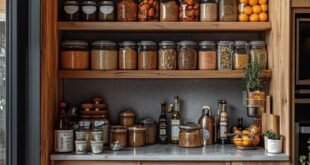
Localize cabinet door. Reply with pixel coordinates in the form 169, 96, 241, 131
231, 162, 289, 165
141, 162, 230, 165
54, 161, 139, 165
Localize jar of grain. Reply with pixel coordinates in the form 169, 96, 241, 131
217, 41, 233, 70
158, 41, 177, 70
219, 0, 238, 22
119, 41, 137, 70
160, 0, 178, 21
233, 41, 249, 70
141, 118, 156, 145
81, 0, 97, 21
250, 41, 267, 69
200, 0, 218, 22
60, 40, 89, 70
179, 123, 203, 148
110, 126, 128, 146
179, 0, 199, 21
199, 41, 216, 70
138, 0, 159, 21
63, 0, 80, 21
117, 0, 138, 21
91, 41, 118, 70
120, 110, 136, 127
177, 41, 197, 70
98, 0, 115, 21
128, 125, 146, 147
138, 41, 157, 70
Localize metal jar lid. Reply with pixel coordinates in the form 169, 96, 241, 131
128, 125, 146, 131
61, 40, 88, 47
120, 110, 136, 117
199, 41, 215, 46
159, 41, 176, 46
180, 123, 201, 130
82, 0, 97, 5
234, 41, 247, 46
99, 0, 114, 5
92, 40, 117, 47
138, 41, 157, 46
250, 41, 266, 48
218, 41, 233, 45
141, 118, 155, 124
177, 40, 196, 46
119, 41, 136, 46
64, 0, 80, 5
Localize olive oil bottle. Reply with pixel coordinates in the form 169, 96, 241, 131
171, 96, 181, 144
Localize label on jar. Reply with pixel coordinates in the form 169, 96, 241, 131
219, 122, 228, 138
100, 6, 114, 14
64, 5, 79, 15
54, 130, 74, 152
202, 128, 210, 140
82, 6, 97, 15
171, 119, 180, 141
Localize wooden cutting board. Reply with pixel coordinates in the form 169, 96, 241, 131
261, 95, 280, 133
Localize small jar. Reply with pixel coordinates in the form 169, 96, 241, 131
138, 41, 157, 70
128, 125, 146, 147
90, 141, 104, 153
75, 141, 88, 154
92, 119, 110, 145
179, 0, 199, 21
63, 0, 80, 21
219, 0, 238, 22
250, 41, 267, 69
177, 41, 197, 70
110, 126, 128, 146
119, 41, 137, 70
160, 0, 179, 21
81, 1, 97, 21
200, 0, 218, 22
98, 0, 115, 21
75, 128, 88, 140
141, 118, 157, 145
158, 41, 177, 70
91, 129, 103, 141
117, 0, 138, 21
60, 40, 89, 70
120, 110, 136, 127
91, 41, 118, 70
199, 41, 216, 70
138, 0, 159, 21
179, 123, 203, 148
233, 41, 249, 70
217, 41, 233, 70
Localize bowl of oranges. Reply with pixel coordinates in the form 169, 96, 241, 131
231, 125, 261, 150
238, 0, 268, 22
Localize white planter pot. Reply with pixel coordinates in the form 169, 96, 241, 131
264, 136, 268, 150
267, 138, 283, 154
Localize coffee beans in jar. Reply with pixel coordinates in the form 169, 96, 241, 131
81, 1, 97, 21
179, 123, 203, 148
199, 41, 217, 70
63, 0, 80, 21
128, 125, 146, 147
138, 41, 157, 70
98, 0, 115, 21
160, 0, 179, 21
119, 41, 137, 70
110, 126, 128, 146
233, 41, 249, 70
217, 41, 233, 70
179, 0, 199, 21
118, 0, 138, 21
91, 41, 118, 70
158, 41, 177, 70
200, 0, 218, 22
138, 0, 159, 21
60, 40, 89, 70
177, 41, 198, 70
219, 0, 238, 22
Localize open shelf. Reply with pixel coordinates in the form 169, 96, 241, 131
58, 70, 272, 79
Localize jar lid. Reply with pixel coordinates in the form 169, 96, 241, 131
119, 41, 136, 46
200, 0, 218, 3
92, 118, 110, 126
64, 0, 79, 5
180, 123, 201, 130
92, 41, 117, 47
138, 41, 156, 46
199, 41, 215, 46
128, 125, 146, 131
218, 100, 227, 104
120, 110, 136, 117
218, 41, 233, 45
250, 41, 266, 47
159, 41, 176, 46
234, 41, 247, 46
82, 0, 97, 5
177, 40, 196, 46
110, 125, 127, 132
61, 40, 88, 47
99, 0, 114, 5
141, 118, 155, 124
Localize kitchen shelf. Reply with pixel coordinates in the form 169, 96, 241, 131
57, 22, 272, 32
295, 98, 310, 104
58, 70, 272, 79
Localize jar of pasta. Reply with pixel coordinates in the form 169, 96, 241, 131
110, 126, 128, 146
138, 41, 157, 70
158, 41, 177, 70
63, 0, 80, 21
250, 41, 267, 69
128, 125, 146, 147
60, 40, 89, 70
217, 41, 233, 70
81, 0, 97, 21
179, 0, 199, 21
138, 0, 159, 21
117, 0, 138, 21
119, 41, 137, 70
177, 41, 197, 70
233, 41, 249, 70
199, 41, 216, 70
91, 41, 118, 70
160, 0, 178, 21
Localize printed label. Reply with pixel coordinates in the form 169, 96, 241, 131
82, 6, 97, 15
202, 128, 210, 140
219, 122, 228, 138
171, 119, 180, 141
54, 130, 74, 152
100, 6, 114, 14
64, 6, 79, 15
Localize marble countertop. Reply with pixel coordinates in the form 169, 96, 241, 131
50, 144, 289, 161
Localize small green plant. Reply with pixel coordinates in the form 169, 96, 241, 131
298, 138, 310, 165
243, 62, 265, 92
263, 130, 282, 140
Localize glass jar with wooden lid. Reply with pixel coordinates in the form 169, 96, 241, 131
141, 118, 157, 145
110, 125, 128, 146
91, 41, 118, 70
179, 123, 203, 148
128, 125, 146, 147
119, 110, 136, 127
233, 41, 249, 70
138, 41, 158, 70
119, 41, 137, 70
60, 40, 89, 70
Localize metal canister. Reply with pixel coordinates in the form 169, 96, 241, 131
92, 118, 110, 145
198, 105, 214, 145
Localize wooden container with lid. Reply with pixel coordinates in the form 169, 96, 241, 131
119, 110, 136, 127
128, 125, 146, 147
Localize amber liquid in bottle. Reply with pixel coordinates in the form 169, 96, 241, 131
159, 102, 168, 144
171, 96, 181, 144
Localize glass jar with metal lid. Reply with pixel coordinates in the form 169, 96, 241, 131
177, 41, 197, 70
158, 41, 177, 70
60, 40, 89, 70
160, 0, 178, 21
217, 41, 233, 70
200, 0, 218, 22
138, 41, 157, 70
98, 0, 115, 21
128, 125, 146, 147
119, 110, 136, 127
119, 41, 137, 70
199, 41, 216, 70
91, 41, 118, 70
250, 41, 267, 69
179, 123, 203, 148
81, 0, 97, 21
63, 0, 80, 21
233, 41, 249, 70
110, 126, 128, 146
141, 118, 157, 145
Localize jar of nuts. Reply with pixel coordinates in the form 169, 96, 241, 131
138, 0, 159, 21
179, 0, 199, 21
158, 41, 177, 70
177, 41, 198, 70
117, 0, 138, 21
119, 41, 138, 70
217, 41, 233, 70
91, 41, 118, 70
138, 41, 158, 70
60, 40, 89, 70
233, 41, 249, 70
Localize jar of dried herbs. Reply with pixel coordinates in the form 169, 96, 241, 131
117, 0, 138, 21
177, 41, 197, 70
98, 0, 115, 21
138, 41, 157, 70
233, 41, 249, 70
63, 0, 80, 21
200, 0, 218, 22
160, 0, 179, 21
119, 41, 137, 70
81, 0, 98, 21
219, 0, 238, 22
158, 41, 177, 70
217, 41, 233, 70
199, 41, 216, 70
250, 41, 267, 69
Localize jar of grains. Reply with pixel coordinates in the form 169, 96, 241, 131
233, 41, 249, 70
199, 41, 217, 70
117, 0, 137, 21
128, 125, 146, 147
138, 0, 159, 21
158, 41, 177, 70
110, 126, 128, 146
141, 118, 157, 145
63, 0, 80, 21
250, 41, 267, 69
200, 0, 218, 22
217, 41, 233, 70
60, 40, 89, 70
177, 41, 198, 70
219, 0, 238, 22
91, 41, 118, 70
120, 110, 136, 127
179, 123, 203, 148
119, 41, 138, 70
160, 0, 179, 21
98, 0, 115, 21
138, 41, 158, 70
81, 0, 97, 21
179, 0, 199, 21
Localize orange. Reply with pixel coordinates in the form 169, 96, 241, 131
249, 0, 258, 6
240, 0, 249, 5
239, 14, 249, 22
252, 5, 262, 14
242, 135, 253, 147
233, 136, 243, 146
259, 0, 267, 5
242, 130, 251, 135
259, 12, 268, 22
249, 14, 259, 22
243, 6, 253, 15
261, 4, 268, 12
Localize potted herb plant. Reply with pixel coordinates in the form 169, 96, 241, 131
264, 130, 283, 154
262, 129, 273, 150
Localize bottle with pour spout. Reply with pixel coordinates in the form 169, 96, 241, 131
198, 105, 214, 146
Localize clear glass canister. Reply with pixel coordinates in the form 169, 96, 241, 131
219, 0, 238, 22
233, 41, 249, 70
91, 41, 118, 70
179, 123, 203, 148
158, 41, 177, 70
217, 41, 233, 70
60, 40, 89, 70
160, 0, 179, 21
138, 0, 159, 21
119, 41, 137, 70
117, 0, 138, 21
141, 118, 157, 145
128, 125, 146, 147
179, 0, 199, 21
138, 41, 158, 70
199, 41, 216, 70
63, 0, 80, 21
250, 41, 267, 69
177, 41, 197, 70
98, 0, 115, 21
200, 0, 218, 22
81, 1, 97, 21
110, 126, 128, 146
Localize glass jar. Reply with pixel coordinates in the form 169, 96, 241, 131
92, 118, 110, 145
81, 1, 97, 21
250, 41, 267, 69
120, 110, 136, 127
179, 0, 199, 21
119, 41, 138, 70
199, 41, 216, 70
138, 0, 159, 21
141, 118, 157, 145
160, 0, 179, 21
200, 0, 218, 22
117, 0, 138, 21
128, 125, 146, 147
63, 0, 80, 21
98, 0, 115, 21
138, 41, 157, 70
233, 41, 249, 70
179, 123, 203, 148
177, 41, 197, 70
219, 0, 238, 22
60, 40, 89, 70
91, 41, 118, 70
158, 41, 177, 70
110, 126, 128, 146
217, 41, 233, 70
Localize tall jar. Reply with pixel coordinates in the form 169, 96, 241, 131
138, 0, 159, 21
81, 0, 97, 21
217, 41, 233, 70
250, 41, 267, 69
119, 41, 137, 70
138, 41, 158, 70
158, 41, 177, 70
63, 0, 80, 21
160, 0, 179, 21
141, 118, 157, 145
233, 41, 249, 70
98, 0, 115, 21
219, 0, 238, 22
91, 41, 118, 70
200, 0, 218, 22
128, 125, 146, 147
60, 40, 89, 70
199, 41, 216, 70
110, 126, 128, 146
179, 0, 199, 21
177, 41, 197, 70
117, 0, 138, 21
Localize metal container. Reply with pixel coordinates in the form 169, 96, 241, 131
198, 105, 214, 145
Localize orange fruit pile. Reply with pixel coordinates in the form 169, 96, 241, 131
238, 0, 268, 22
232, 125, 261, 147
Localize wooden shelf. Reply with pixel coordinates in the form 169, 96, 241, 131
58, 70, 272, 79
57, 22, 272, 32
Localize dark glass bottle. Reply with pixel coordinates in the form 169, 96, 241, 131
159, 102, 168, 144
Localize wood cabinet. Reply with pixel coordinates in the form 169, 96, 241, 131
231, 162, 289, 165
292, 0, 310, 7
